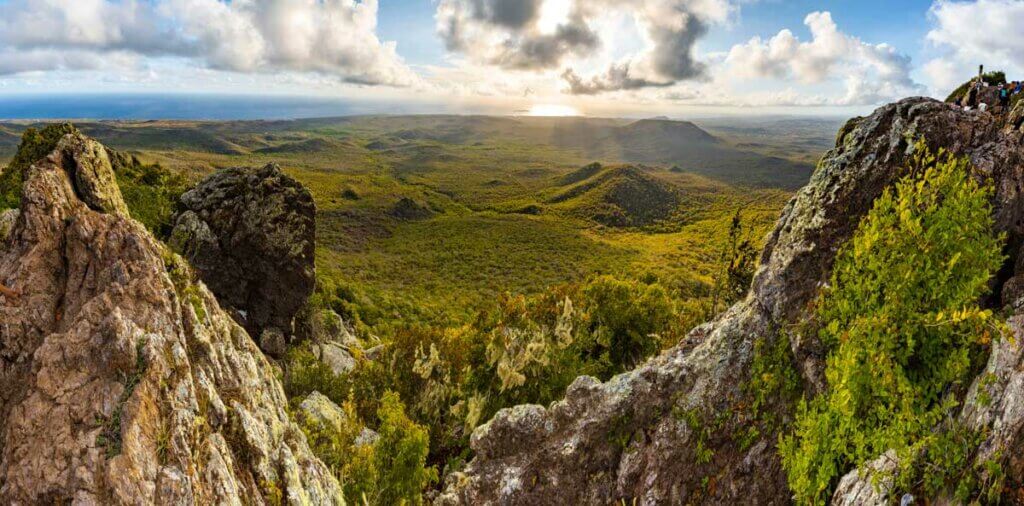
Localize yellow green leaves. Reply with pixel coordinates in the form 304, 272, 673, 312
780, 142, 1005, 504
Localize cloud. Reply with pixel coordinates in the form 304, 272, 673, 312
0, 0, 417, 86
561, 65, 672, 95
927, 0, 1024, 72
438, 0, 731, 93
561, 0, 732, 93
724, 11, 924, 105
437, 0, 599, 70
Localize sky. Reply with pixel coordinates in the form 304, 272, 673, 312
0, 0, 1020, 118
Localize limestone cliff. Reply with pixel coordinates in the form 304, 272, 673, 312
0, 132, 343, 504
438, 98, 1024, 505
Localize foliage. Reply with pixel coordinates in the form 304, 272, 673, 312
294, 391, 436, 505
581, 275, 676, 372
111, 153, 189, 238
779, 143, 1005, 504
0, 123, 79, 210
286, 273, 686, 484
746, 333, 802, 432
707, 209, 759, 319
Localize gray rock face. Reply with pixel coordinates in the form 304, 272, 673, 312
170, 163, 316, 345
55, 132, 131, 217
0, 134, 343, 504
0, 209, 17, 245
439, 98, 1024, 505
313, 342, 357, 376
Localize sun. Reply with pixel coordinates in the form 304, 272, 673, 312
527, 104, 582, 117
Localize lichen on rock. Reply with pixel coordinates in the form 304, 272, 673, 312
169, 163, 317, 353
0, 133, 343, 504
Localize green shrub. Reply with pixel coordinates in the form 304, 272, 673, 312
0, 123, 79, 209
111, 153, 189, 238
294, 390, 436, 506
359, 392, 437, 505
779, 142, 1005, 504
582, 275, 676, 373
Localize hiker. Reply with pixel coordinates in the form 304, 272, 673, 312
964, 78, 981, 108
1000, 84, 1011, 108
1015, 81, 1023, 95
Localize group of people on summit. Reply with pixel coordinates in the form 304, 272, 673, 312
999, 81, 1023, 108
962, 67, 1022, 112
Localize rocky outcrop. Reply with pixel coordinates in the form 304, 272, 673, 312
439, 98, 1024, 505
0, 209, 17, 244
169, 163, 316, 353
0, 134, 343, 504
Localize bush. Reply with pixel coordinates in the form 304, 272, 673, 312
779, 142, 1005, 504
582, 275, 676, 373
0, 123, 79, 210
358, 392, 438, 505
294, 391, 436, 506
288, 273, 684, 498
111, 153, 189, 238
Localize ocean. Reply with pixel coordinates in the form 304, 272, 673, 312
0, 93, 455, 120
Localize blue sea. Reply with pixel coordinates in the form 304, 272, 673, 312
0, 93, 462, 120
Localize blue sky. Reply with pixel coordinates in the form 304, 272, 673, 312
0, 0, 1020, 117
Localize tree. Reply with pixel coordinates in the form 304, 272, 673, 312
708, 209, 758, 319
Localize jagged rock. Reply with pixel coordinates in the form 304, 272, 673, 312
1009, 99, 1024, 131
312, 342, 357, 376
169, 163, 316, 345
355, 427, 379, 447
55, 132, 131, 217
0, 134, 343, 504
298, 392, 379, 448
259, 327, 288, 359
0, 209, 17, 244
298, 392, 348, 433
311, 308, 359, 349
438, 98, 1024, 505
831, 451, 899, 506
955, 314, 1024, 495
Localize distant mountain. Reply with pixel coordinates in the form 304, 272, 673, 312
0, 115, 816, 189
545, 118, 812, 189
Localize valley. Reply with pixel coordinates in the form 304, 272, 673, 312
1, 115, 812, 327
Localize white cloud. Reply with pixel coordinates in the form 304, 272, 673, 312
724, 11, 924, 105
437, 0, 736, 94
928, 0, 1024, 72
0, 0, 418, 86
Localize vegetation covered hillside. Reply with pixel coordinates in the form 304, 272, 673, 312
0, 114, 817, 504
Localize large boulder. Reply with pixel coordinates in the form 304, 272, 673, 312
169, 163, 316, 351
0, 134, 343, 503
438, 98, 1024, 505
